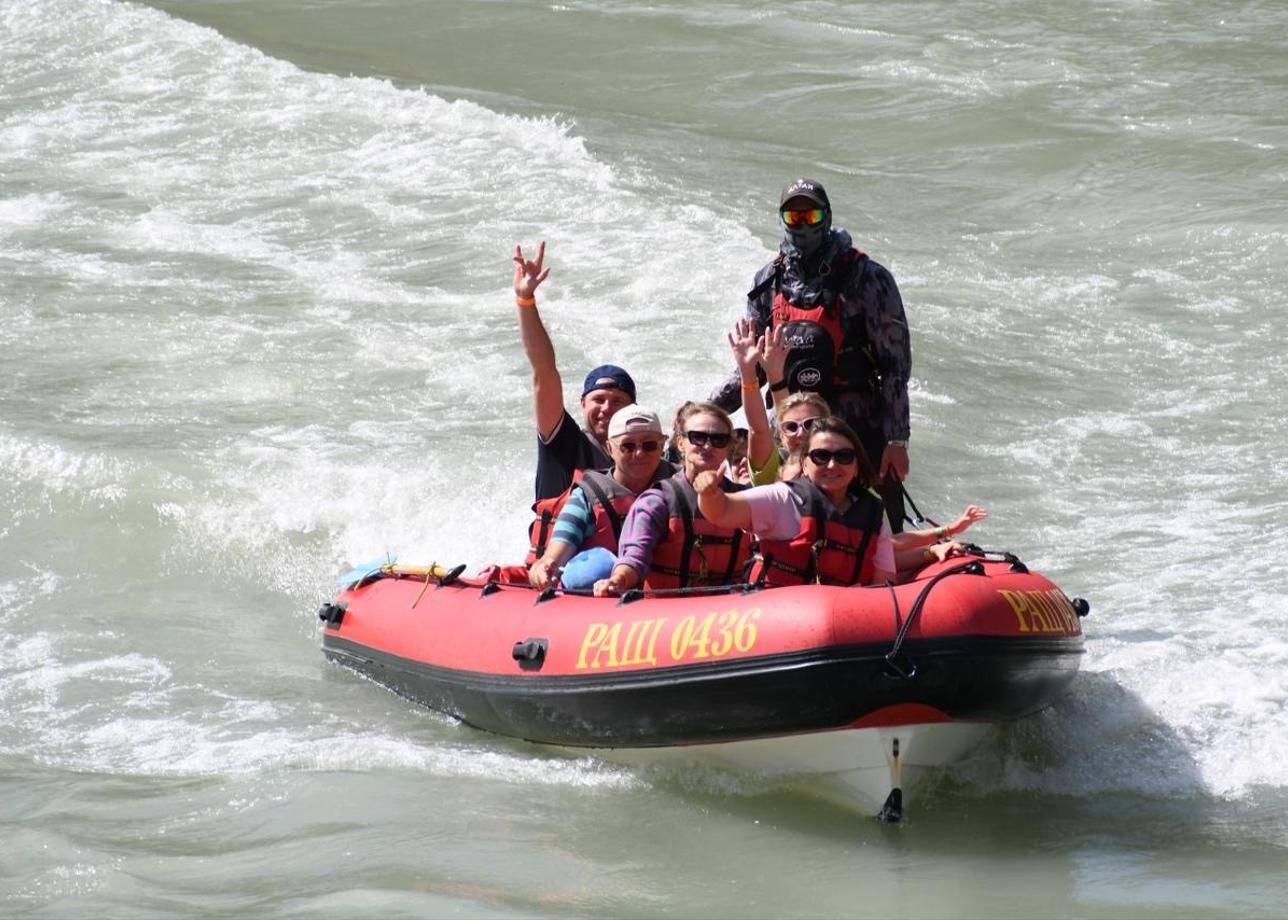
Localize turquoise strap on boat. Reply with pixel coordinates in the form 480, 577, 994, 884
336, 555, 397, 589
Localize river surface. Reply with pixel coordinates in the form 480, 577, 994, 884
3, 0, 1287, 915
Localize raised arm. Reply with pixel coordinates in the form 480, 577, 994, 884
513, 242, 564, 441
727, 318, 775, 470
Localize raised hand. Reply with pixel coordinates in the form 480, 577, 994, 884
513, 242, 551, 300
693, 469, 723, 495
947, 505, 987, 536
759, 322, 787, 384
727, 316, 761, 374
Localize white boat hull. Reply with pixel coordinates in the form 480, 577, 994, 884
593, 721, 994, 817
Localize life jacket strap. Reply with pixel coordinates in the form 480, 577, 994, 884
579, 472, 626, 543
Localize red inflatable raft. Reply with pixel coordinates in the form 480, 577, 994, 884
319, 552, 1086, 818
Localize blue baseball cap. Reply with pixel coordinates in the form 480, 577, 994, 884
581, 364, 637, 401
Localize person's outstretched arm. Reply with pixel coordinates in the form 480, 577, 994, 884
727, 318, 775, 471
514, 242, 564, 441
890, 505, 987, 550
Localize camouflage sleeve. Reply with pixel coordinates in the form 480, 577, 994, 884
709, 266, 775, 411
852, 259, 911, 441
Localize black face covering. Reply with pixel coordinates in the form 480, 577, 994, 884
783, 210, 832, 259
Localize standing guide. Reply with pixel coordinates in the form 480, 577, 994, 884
710, 179, 913, 531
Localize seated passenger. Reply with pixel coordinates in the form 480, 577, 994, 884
593, 402, 749, 597
731, 318, 986, 575
528, 406, 671, 590
514, 242, 670, 562
695, 416, 897, 587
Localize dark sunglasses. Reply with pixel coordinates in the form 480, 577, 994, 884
780, 208, 826, 228
685, 430, 732, 449
806, 448, 858, 467
779, 416, 823, 436
618, 439, 661, 454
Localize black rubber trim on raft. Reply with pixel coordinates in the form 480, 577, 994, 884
321, 633, 1083, 748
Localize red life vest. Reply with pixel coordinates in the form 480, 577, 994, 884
644, 475, 751, 590
525, 468, 660, 566
575, 470, 641, 555
750, 478, 886, 587
756, 248, 878, 400
526, 469, 586, 566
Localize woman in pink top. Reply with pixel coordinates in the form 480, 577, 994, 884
695, 416, 897, 586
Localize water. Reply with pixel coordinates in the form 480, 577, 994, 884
3, 0, 1287, 914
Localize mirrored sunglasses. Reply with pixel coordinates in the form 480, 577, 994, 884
780, 208, 826, 228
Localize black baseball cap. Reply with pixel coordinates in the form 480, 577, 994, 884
779, 178, 830, 210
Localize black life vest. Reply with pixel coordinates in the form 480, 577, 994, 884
749, 247, 878, 402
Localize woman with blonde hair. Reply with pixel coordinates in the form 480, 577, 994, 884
729, 318, 986, 575
593, 401, 749, 596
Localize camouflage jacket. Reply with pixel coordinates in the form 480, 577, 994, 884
710, 228, 911, 442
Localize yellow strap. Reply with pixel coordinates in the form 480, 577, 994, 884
383, 562, 449, 579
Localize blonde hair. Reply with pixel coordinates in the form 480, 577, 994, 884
775, 391, 831, 418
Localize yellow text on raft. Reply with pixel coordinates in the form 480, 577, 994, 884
575, 608, 762, 670
997, 589, 1082, 635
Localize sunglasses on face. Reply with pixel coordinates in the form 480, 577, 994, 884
779, 416, 823, 436
806, 448, 858, 467
685, 430, 731, 449
780, 208, 826, 228
618, 439, 661, 454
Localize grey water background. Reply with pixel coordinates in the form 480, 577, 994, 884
3, 0, 1287, 915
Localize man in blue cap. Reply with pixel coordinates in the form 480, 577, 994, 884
513, 241, 642, 501
710, 179, 913, 531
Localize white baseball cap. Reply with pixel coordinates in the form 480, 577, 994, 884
607, 405, 663, 440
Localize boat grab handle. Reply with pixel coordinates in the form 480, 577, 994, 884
883, 560, 985, 679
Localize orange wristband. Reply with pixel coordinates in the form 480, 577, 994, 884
741, 381, 760, 393
515, 294, 536, 308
